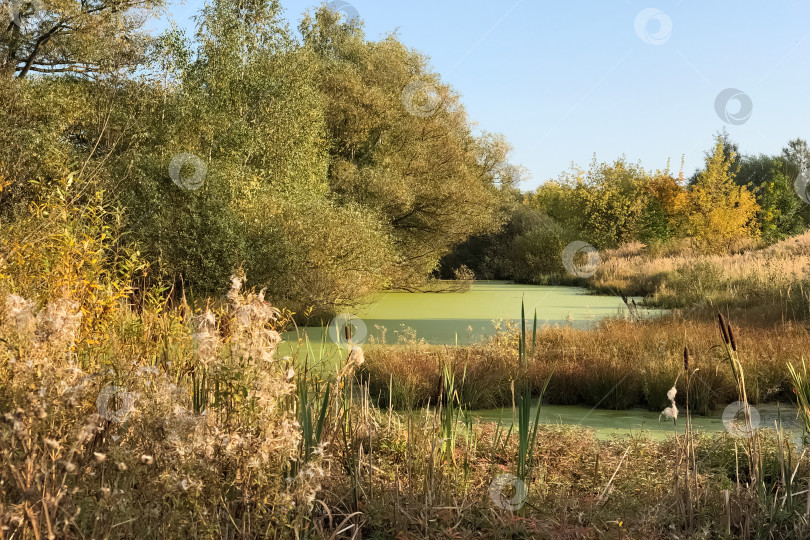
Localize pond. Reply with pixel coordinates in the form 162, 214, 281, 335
474, 400, 802, 442
278, 282, 801, 441
279, 280, 660, 362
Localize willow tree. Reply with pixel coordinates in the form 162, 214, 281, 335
1, 0, 162, 78
300, 6, 509, 287
109, 0, 395, 309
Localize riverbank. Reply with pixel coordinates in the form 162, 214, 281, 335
2, 271, 809, 538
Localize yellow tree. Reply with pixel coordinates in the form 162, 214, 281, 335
682, 137, 759, 247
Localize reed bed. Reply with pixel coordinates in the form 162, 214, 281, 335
363, 316, 808, 411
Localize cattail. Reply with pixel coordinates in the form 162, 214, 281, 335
344, 323, 352, 343
727, 324, 737, 352
683, 346, 689, 371
718, 314, 730, 345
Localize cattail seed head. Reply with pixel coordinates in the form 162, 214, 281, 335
683, 346, 689, 371
728, 324, 737, 352
718, 314, 730, 345
344, 323, 352, 343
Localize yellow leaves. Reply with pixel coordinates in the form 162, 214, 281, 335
683, 136, 760, 247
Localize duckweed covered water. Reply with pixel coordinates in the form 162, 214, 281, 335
279, 281, 660, 363
275, 281, 801, 441
474, 401, 801, 441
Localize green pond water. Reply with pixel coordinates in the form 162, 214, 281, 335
474, 401, 802, 442
279, 280, 657, 361
278, 281, 799, 440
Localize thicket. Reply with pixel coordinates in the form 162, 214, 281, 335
0, 0, 516, 316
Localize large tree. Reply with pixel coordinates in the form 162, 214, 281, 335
300, 7, 508, 285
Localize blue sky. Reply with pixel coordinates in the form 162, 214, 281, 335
153, 1, 810, 190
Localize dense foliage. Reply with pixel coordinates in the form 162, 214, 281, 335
443, 135, 810, 282
3, 0, 809, 300
0, 0, 512, 314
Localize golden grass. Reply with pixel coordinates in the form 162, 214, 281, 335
2, 190, 809, 538
595, 232, 810, 317
363, 316, 808, 411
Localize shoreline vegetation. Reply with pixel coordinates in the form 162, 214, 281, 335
363, 231, 810, 413
2, 253, 810, 537
2, 197, 810, 538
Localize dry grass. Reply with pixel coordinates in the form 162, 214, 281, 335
363, 316, 808, 411
594, 233, 810, 318
2, 187, 809, 539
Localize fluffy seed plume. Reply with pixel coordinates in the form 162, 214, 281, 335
349, 345, 364, 367
660, 382, 678, 423
5, 294, 34, 330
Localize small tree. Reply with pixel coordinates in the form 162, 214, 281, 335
681, 137, 759, 248
756, 159, 805, 241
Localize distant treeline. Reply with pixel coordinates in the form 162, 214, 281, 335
441, 134, 810, 282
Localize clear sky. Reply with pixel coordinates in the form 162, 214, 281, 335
153, 0, 810, 190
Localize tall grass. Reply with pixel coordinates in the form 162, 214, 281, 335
788, 359, 810, 438
363, 315, 803, 412
515, 302, 553, 494
594, 233, 810, 319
